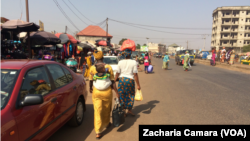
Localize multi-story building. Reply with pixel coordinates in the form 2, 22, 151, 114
211, 6, 250, 53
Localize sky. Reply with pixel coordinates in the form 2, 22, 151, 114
1, 0, 249, 50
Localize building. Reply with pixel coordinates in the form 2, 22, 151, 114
148, 42, 159, 52
76, 25, 113, 45
158, 44, 166, 53
211, 6, 250, 53
167, 43, 184, 54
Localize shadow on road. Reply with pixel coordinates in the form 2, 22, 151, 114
47, 104, 94, 141
116, 100, 160, 132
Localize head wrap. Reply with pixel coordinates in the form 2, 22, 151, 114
121, 49, 132, 57
93, 50, 103, 60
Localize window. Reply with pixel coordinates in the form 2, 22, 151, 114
225, 27, 228, 30
46, 64, 69, 88
242, 19, 243, 21
225, 20, 229, 22
61, 67, 73, 82
226, 13, 230, 15
240, 41, 241, 43
19, 67, 51, 101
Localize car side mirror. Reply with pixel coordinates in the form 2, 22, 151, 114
20, 94, 44, 107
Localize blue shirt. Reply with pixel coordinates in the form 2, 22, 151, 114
91, 55, 94, 63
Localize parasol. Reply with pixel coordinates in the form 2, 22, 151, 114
66, 58, 78, 67
55, 33, 77, 44
78, 42, 93, 49
24, 31, 61, 45
1, 19, 40, 32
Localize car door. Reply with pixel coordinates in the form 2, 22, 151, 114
13, 66, 60, 141
46, 64, 77, 124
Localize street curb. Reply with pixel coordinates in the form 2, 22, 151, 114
194, 59, 250, 73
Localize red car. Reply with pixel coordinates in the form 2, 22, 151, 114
1, 60, 88, 141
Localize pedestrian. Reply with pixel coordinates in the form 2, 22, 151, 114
183, 51, 189, 71
162, 53, 169, 70
226, 49, 231, 64
211, 48, 216, 66
229, 48, 235, 65
91, 52, 95, 65
144, 53, 150, 74
220, 47, 226, 63
114, 48, 141, 117
80, 52, 87, 77
84, 52, 92, 80
89, 50, 119, 139
135, 55, 143, 72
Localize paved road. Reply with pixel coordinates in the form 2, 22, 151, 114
48, 58, 250, 141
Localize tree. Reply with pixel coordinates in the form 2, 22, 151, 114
143, 44, 147, 46
119, 38, 127, 45
136, 44, 140, 49
242, 44, 250, 52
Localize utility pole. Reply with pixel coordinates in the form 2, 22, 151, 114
26, 0, 29, 22
202, 34, 209, 50
106, 18, 108, 40
26, 0, 31, 58
65, 26, 67, 34
187, 40, 188, 49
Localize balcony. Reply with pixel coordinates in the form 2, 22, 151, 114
222, 22, 232, 25
221, 30, 231, 33
245, 37, 250, 39
230, 37, 238, 39
232, 15, 239, 17
222, 15, 232, 18
221, 37, 230, 39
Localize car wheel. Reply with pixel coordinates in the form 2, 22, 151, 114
67, 98, 84, 127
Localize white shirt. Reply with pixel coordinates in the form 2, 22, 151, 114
117, 59, 138, 80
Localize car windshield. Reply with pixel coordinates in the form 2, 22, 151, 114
1, 69, 18, 109
103, 57, 118, 64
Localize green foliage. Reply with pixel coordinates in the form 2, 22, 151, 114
143, 44, 147, 46
136, 44, 140, 49
119, 38, 127, 45
242, 44, 250, 52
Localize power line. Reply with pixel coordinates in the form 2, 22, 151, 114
53, 0, 81, 31
112, 34, 204, 39
62, 0, 88, 25
110, 20, 211, 35
109, 18, 211, 30
67, 0, 96, 24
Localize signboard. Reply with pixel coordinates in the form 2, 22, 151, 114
39, 20, 44, 31
140, 46, 148, 52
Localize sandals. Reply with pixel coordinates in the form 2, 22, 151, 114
96, 134, 102, 139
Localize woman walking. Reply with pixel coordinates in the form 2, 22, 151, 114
183, 51, 189, 71
115, 49, 141, 117
84, 52, 92, 80
211, 48, 216, 66
144, 53, 150, 74
89, 50, 119, 139
229, 48, 235, 65
162, 53, 169, 70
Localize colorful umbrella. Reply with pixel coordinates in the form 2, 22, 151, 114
66, 58, 78, 67
55, 33, 77, 44
1, 19, 39, 32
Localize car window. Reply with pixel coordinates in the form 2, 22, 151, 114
103, 57, 118, 64
19, 67, 51, 101
61, 66, 73, 82
1, 70, 18, 109
46, 64, 69, 88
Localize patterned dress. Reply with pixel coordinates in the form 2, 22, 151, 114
118, 77, 135, 110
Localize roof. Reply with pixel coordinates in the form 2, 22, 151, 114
168, 43, 179, 47
76, 25, 113, 38
1, 60, 54, 70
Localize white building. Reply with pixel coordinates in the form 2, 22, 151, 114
147, 42, 159, 52
211, 6, 250, 53
167, 43, 184, 54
